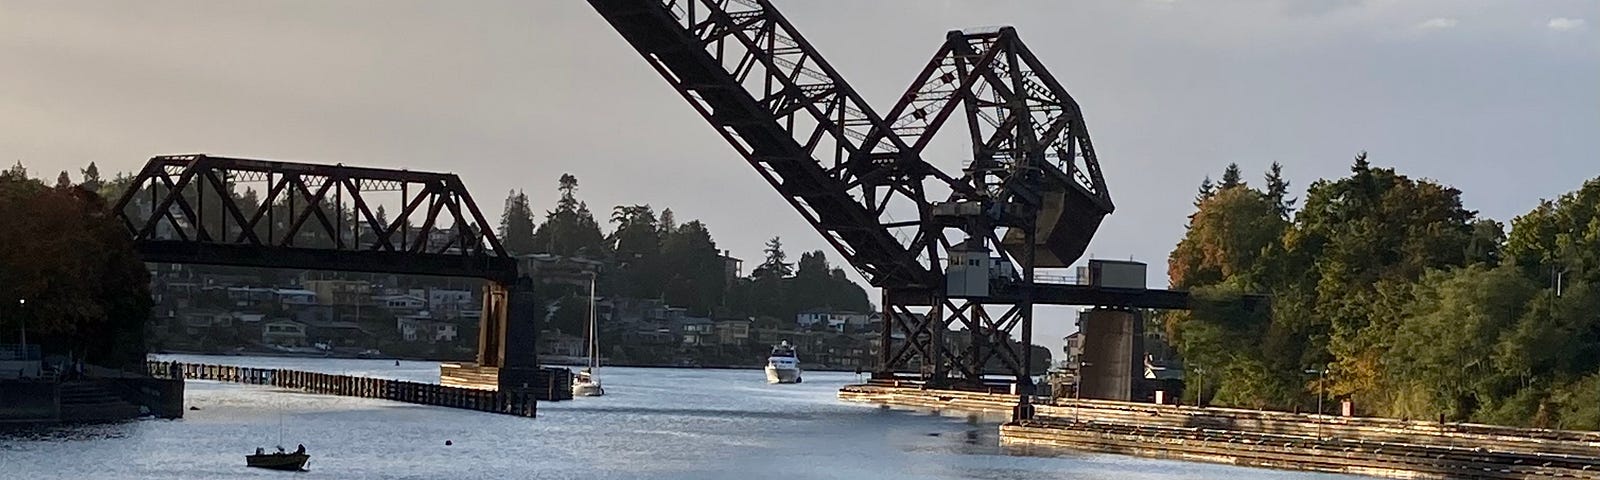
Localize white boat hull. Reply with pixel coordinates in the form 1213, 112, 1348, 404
765, 366, 801, 384
572, 381, 605, 397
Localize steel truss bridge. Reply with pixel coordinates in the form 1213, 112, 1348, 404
112, 155, 540, 388
590, 0, 1213, 415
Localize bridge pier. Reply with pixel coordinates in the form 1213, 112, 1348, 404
440, 276, 573, 400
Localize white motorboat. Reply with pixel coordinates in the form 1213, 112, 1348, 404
765, 341, 802, 384
572, 273, 606, 397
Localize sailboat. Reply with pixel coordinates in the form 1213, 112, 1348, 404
572, 273, 605, 397
247, 397, 309, 471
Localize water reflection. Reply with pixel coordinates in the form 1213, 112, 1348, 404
0, 355, 1374, 480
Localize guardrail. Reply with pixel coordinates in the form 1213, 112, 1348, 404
0, 344, 42, 361
147, 361, 536, 418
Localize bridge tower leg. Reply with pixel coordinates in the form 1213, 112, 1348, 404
475, 277, 540, 391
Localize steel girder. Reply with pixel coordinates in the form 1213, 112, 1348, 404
589, 0, 1121, 398
110, 154, 517, 282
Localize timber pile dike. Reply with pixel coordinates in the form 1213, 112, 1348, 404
840, 384, 1600, 479
150, 361, 537, 418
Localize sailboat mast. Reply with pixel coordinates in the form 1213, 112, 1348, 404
587, 272, 598, 369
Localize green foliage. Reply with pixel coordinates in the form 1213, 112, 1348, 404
1219, 163, 1245, 190
1382, 265, 1537, 420
531, 174, 606, 257
0, 166, 151, 367
1263, 161, 1294, 218
499, 190, 538, 254
1168, 153, 1600, 429
752, 236, 793, 280
660, 220, 726, 315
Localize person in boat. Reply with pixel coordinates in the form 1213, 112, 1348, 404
295, 444, 305, 454
276, 446, 285, 454
255, 447, 264, 455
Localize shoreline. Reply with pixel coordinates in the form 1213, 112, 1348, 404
151, 350, 867, 374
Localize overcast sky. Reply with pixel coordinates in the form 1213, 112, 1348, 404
2, 0, 1595, 348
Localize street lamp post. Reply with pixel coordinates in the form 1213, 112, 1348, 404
1074, 360, 1092, 423
17, 299, 26, 347
1306, 366, 1328, 441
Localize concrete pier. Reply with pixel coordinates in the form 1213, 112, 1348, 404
841, 384, 1600, 479
149, 361, 537, 418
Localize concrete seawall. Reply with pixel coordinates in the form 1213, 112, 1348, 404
0, 381, 60, 424
840, 384, 1600, 479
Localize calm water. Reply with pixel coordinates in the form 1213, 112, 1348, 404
0, 354, 1371, 479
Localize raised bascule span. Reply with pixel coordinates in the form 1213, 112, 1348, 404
588, 0, 1198, 415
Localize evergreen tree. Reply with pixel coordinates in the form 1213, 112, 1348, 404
80, 162, 102, 192
1219, 163, 1245, 190
659, 208, 676, 234
498, 190, 537, 254
532, 174, 605, 256
753, 237, 792, 279
660, 219, 726, 314
609, 204, 664, 298
1264, 161, 1295, 218
56, 171, 72, 189
1195, 176, 1216, 207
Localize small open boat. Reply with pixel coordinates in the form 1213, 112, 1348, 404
246, 448, 309, 471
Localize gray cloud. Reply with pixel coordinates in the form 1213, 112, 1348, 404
1549, 17, 1587, 31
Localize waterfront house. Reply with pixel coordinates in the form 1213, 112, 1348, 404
376, 294, 427, 312
305, 319, 372, 347
396, 314, 458, 343
537, 331, 586, 357
274, 288, 318, 307
713, 318, 752, 346
262, 319, 308, 347
677, 317, 715, 347
304, 279, 373, 307
796, 310, 871, 332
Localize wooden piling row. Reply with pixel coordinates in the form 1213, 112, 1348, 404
147, 361, 536, 418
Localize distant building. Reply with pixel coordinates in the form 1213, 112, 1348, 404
376, 294, 427, 312
1064, 331, 1083, 370
180, 309, 232, 335
538, 331, 586, 357
427, 288, 476, 316
720, 250, 743, 286
517, 254, 603, 288
796, 310, 870, 332
677, 317, 715, 347
304, 280, 372, 307
224, 287, 277, 308
396, 314, 458, 343
714, 318, 752, 346
274, 289, 317, 307
305, 320, 372, 348
262, 320, 308, 347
